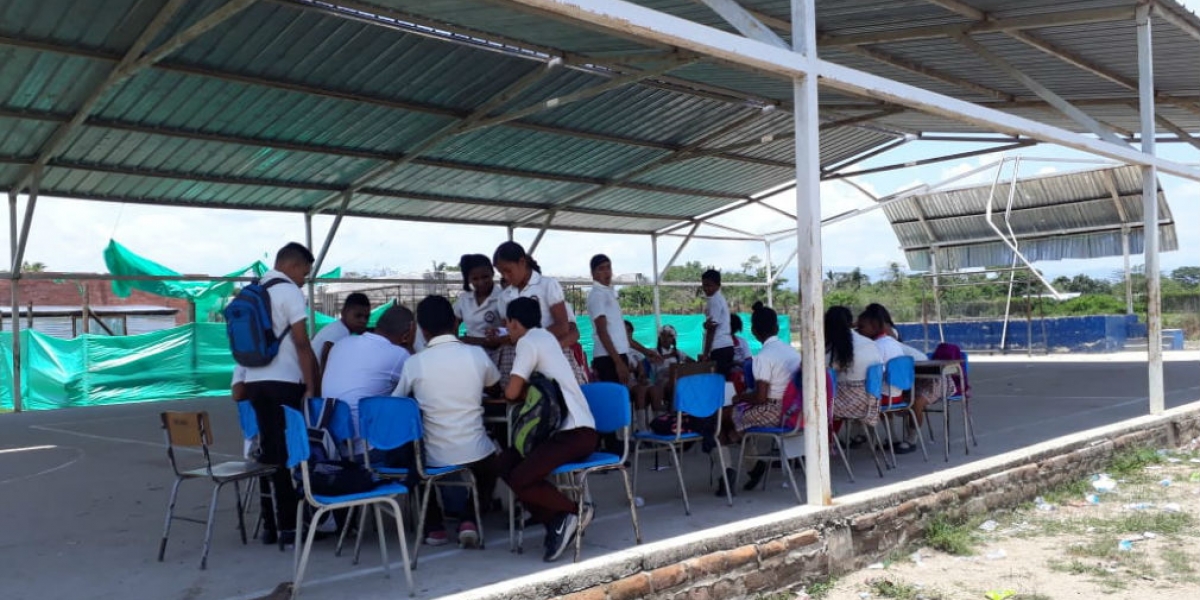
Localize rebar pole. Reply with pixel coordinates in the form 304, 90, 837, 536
1138, 5, 1165, 414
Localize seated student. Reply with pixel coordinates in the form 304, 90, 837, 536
587, 254, 632, 385
624, 320, 660, 429
825, 306, 883, 432
392, 295, 501, 549
498, 297, 597, 563
321, 305, 413, 439
651, 325, 692, 410
731, 314, 751, 364
312, 292, 371, 373
857, 304, 935, 454
700, 269, 736, 378
718, 302, 801, 494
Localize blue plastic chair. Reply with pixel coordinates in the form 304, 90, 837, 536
234, 401, 279, 543
283, 406, 413, 598
357, 396, 484, 568
838, 364, 886, 478
879, 356, 928, 466
632, 373, 731, 514
547, 382, 642, 562
307, 398, 355, 458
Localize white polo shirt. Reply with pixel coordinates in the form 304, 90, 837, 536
828, 330, 882, 384
311, 319, 350, 365
586, 282, 629, 358
704, 290, 734, 350
499, 271, 568, 331
511, 328, 595, 431
393, 335, 500, 467
322, 332, 410, 428
454, 287, 503, 338
244, 270, 308, 384
752, 336, 801, 399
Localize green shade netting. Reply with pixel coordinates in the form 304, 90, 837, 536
103, 239, 341, 322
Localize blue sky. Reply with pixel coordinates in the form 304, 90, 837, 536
3, 9, 1198, 285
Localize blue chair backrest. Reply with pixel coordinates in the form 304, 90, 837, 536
283, 406, 310, 469
828, 368, 838, 400
236, 400, 258, 440
674, 373, 726, 419
581, 382, 630, 435
741, 358, 755, 390
885, 356, 915, 391
358, 396, 422, 452
308, 398, 354, 444
864, 363, 884, 399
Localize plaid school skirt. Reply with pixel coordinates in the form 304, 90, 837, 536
833, 381, 879, 426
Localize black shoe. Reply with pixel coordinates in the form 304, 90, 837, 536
278, 530, 296, 547
714, 468, 737, 498
543, 513, 579, 562
892, 441, 918, 455
743, 461, 768, 491
261, 530, 278, 546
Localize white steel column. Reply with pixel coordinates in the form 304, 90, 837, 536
793, 0, 831, 506
8, 192, 21, 412
764, 238, 774, 307
1137, 5, 1164, 414
651, 234, 662, 334
1122, 227, 1133, 315
304, 212, 316, 337
930, 249, 946, 342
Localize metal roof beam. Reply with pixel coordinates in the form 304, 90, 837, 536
10, 0, 259, 196
1153, 112, 1200, 153
824, 140, 1034, 180
953, 33, 1127, 146
1154, 1, 1200, 44
901, 220, 1172, 251
695, 0, 788, 48
841, 45, 1013, 102
818, 7, 1136, 47
1101, 168, 1131, 223
923, 0, 986, 21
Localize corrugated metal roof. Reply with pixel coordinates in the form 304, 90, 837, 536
0, 0, 1196, 237
886, 165, 1178, 271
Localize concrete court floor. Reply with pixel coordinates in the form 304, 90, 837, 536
1, 354, 1198, 600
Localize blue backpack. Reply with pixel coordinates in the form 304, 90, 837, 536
224, 278, 292, 367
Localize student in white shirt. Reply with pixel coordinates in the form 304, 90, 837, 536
497, 297, 596, 563
241, 242, 319, 546
731, 314, 751, 364
586, 254, 631, 384
857, 304, 932, 454
492, 241, 587, 385
825, 306, 882, 429
453, 254, 504, 362
393, 295, 501, 549
322, 304, 413, 438
311, 292, 370, 374
719, 302, 802, 494
700, 269, 736, 378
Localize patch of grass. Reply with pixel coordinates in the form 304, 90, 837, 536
1161, 548, 1197, 576
804, 577, 837, 599
865, 578, 944, 600
1087, 510, 1194, 536
1039, 477, 1092, 505
755, 593, 795, 600
924, 515, 978, 555
1065, 537, 1122, 560
1011, 595, 1053, 600
1109, 446, 1165, 478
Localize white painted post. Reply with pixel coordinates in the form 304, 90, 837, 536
651, 234, 662, 334
304, 213, 316, 337
1137, 5, 1164, 414
930, 248, 946, 343
793, 0, 831, 506
1122, 227, 1133, 315
8, 192, 21, 412
764, 238, 774, 308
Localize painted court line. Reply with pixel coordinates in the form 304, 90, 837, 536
0, 445, 84, 486
29, 424, 242, 458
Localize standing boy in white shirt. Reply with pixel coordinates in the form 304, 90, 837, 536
700, 269, 736, 378
498, 297, 597, 563
586, 254, 630, 384
241, 242, 319, 546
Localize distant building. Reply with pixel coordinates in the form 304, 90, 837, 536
0, 279, 190, 338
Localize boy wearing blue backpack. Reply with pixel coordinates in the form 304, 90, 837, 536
498, 297, 597, 563
234, 242, 319, 546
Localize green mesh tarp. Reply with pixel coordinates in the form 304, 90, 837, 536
103, 239, 342, 322
0, 313, 789, 410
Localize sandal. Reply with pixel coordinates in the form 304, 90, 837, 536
892, 441, 917, 455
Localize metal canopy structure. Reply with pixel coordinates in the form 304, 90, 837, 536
4, 0, 1200, 505
890, 164, 1178, 272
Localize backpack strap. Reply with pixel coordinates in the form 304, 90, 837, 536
317, 398, 336, 430
259, 277, 298, 341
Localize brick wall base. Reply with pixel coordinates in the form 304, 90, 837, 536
446, 404, 1200, 600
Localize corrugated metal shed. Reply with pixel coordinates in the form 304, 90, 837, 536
0, 0, 1197, 236
885, 165, 1178, 271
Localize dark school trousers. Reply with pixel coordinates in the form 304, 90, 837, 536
710, 346, 736, 379
246, 380, 305, 532
497, 427, 599, 525
591, 355, 623, 383
423, 453, 501, 534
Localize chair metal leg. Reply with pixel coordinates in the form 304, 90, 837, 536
374, 504, 390, 579
199, 483, 223, 570
714, 442, 733, 507
411, 480, 434, 568
292, 505, 324, 600
734, 437, 748, 492
860, 421, 886, 478
292, 500, 306, 575
832, 431, 855, 483
387, 498, 415, 597
353, 503, 369, 565
943, 401, 951, 462
667, 445, 690, 514
466, 470, 485, 549
233, 480, 248, 545
157, 477, 184, 562
880, 413, 897, 469
631, 441, 642, 496
507, 487, 517, 553
573, 476, 587, 563
777, 435, 803, 504
242, 477, 259, 538
620, 468, 642, 544
335, 506, 356, 557
907, 408, 929, 462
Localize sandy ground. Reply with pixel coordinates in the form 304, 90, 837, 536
802, 446, 1200, 600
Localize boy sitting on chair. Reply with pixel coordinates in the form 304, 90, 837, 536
499, 297, 597, 562
392, 295, 501, 549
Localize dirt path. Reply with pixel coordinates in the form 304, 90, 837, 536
795, 447, 1200, 600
